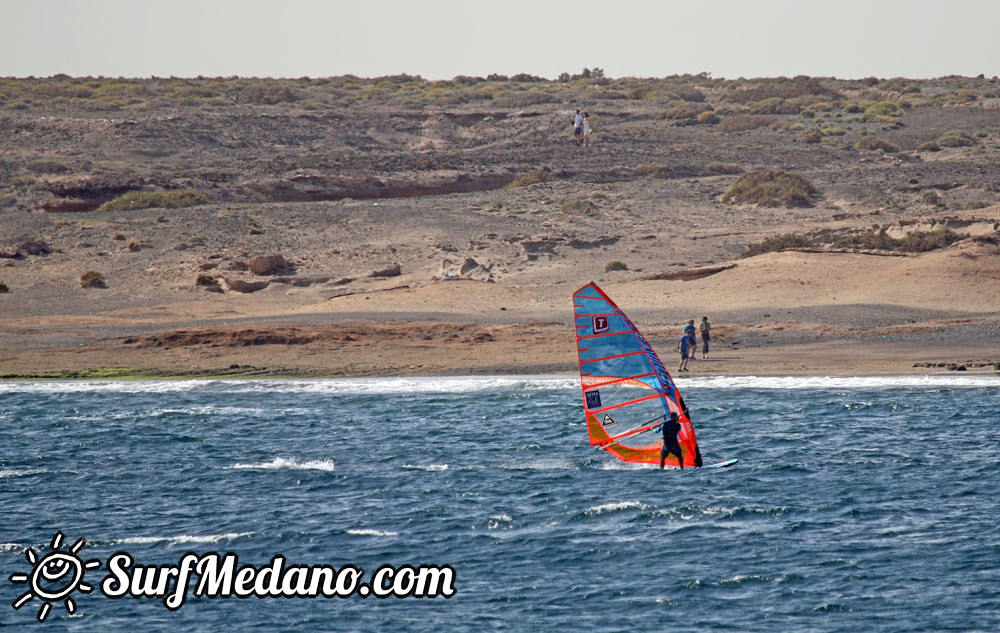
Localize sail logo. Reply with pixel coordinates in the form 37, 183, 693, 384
9, 532, 456, 623
585, 390, 602, 409
592, 316, 609, 334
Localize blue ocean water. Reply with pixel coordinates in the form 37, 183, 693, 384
2, 375, 999, 632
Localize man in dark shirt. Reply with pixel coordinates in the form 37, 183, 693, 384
659, 412, 684, 470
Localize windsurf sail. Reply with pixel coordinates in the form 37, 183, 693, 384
573, 282, 700, 466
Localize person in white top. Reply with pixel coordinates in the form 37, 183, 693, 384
572, 110, 584, 144
582, 112, 593, 147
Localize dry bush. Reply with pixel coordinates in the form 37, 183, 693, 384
604, 260, 628, 272
98, 190, 207, 212
506, 169, 556, 188
717, 115, 773, 133
722, 170, 817, 207
916, 141, 941, 152
740, 233, 815, 258
696, 110, 720, 125
80, 270, 106, 288
855, 136, 899, 152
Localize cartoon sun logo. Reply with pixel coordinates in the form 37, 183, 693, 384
9, 532, 102, 622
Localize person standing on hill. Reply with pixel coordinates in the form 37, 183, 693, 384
582, 112, 593, 146
572, 109, 584, 145
700, 315, 711, 359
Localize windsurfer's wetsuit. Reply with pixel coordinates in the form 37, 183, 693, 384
659, 414, 684, 470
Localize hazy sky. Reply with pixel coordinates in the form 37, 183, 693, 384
3, 0, 998, 80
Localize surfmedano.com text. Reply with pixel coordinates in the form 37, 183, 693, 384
102, 552, 456, 610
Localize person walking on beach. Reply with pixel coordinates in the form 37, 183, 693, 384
677, 334, 690, 372
572, 109, 584, 145
683, 319, 697, 360
582, 112, 593, 147
700, 315, 711, 359
659, 412, 684, 469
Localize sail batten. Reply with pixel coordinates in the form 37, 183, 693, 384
573, 282, 700, 466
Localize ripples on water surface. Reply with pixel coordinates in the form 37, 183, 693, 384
2, 376, 999, 631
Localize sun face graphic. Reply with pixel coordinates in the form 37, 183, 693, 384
9, 532, 102, 622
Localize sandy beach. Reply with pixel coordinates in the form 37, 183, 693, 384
2, 75, 999, 378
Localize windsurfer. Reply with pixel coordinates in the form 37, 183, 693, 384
659, 412, 684, 469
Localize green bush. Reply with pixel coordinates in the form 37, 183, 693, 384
97, 190, 207, 212
936, 130, 975, 147
917, 141, 941, 152
721, 170, 817, 207
800, 129, 822, 144
80, 270, 106, 288
740, 233, 815, 258
861, 100, 904, 123
832, 230, 899, 250
898, 228, 966, 252
604, 260, 628, 272
696, 110, 720, 125
855, 136, 899, 153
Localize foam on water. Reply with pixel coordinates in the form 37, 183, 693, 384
111, 532, 254, 546
1, 374, 995, 396
345, 529, 398, 537
226, 458, 335, 472
0, 468, 48, 478
402, 464, 448, 471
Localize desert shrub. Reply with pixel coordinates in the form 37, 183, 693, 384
506, 168, 556, 188
196, 274, 218, 286
637, 163, 671, 178
672, 86, 706, 102
855, 136, 899, 152
936, 130, 975, 147
659, 104, 698, 119
898, 228, 967, 252
921, 191, 940, 205
861, 100, 904, 123
0, 193, 15, 208
746, 98, 800, 115
80, 270, 106, 288
249, 227, 264, 235
721, 170, 817, 207
27, 159, 70, 174
832, 230, 899, 250
916, 141, 940, 152
558, 198, 596, 214
696, 110, 720, 125
800, 129, 822, 144
740, 233, 814, 258
717, 114, 772, 133
97, 190, 207, 212
112, 232, 125, 240
843, 102, 862, 113
728, 77, 837, 104
704, 162, 743, 175
950, 90, 977, 104
604, 260, 628, 272
0, 281, 8, 293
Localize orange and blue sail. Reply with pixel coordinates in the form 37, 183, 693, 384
573, 282, 699, 466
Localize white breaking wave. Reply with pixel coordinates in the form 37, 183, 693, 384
0, 468, 47, 478
402, 464, 448, 471
112, 532, 254, 546
584, 501, 649, 516
686, 375, 1000, 390
1, 374, 995, 396
346, 529, 398, 537
227, 457, 335, 472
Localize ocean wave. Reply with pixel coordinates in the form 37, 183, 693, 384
402, 464, 448, 471
226, 457, 335, 472
584, 501, 649, 516
346, 529, 398, 537
111, 532, 253, 546
687, 375, 1000, 390
487, 514, 516, 530
0, 468, 47, 478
